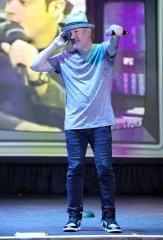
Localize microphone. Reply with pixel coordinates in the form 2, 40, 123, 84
105, 29, 129, 36
0, 22, 28, 44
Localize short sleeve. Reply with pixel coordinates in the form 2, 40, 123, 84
48, 56, 61, 74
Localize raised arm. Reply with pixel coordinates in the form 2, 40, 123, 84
30, 35, 68, 72
105, 25, 123, 57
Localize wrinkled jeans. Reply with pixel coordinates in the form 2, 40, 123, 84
65, 126, 115, 214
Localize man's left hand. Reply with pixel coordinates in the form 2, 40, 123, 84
109, 24, 123, 37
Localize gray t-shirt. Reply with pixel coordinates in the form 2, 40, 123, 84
48, 42, 116, 130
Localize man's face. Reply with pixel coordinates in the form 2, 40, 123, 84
68, 27, 91, 51
5, 0, 58, 39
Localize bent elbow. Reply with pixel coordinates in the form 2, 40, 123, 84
30, 64, 39, 72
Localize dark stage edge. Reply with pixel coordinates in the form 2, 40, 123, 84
0, 195, 163, 239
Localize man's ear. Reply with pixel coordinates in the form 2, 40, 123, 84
86, 28, 92, 36
48, 0, 67, 18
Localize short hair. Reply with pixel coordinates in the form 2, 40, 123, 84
45, 0, 73, 15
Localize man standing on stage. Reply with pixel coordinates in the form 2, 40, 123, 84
30, 12, 123, 233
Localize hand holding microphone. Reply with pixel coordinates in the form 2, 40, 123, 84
105, 24, 129, 37
0, 22, 39, 81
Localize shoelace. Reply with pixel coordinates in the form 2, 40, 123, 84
68, 211, 82, 224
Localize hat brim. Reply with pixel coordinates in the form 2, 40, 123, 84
60, 23, 95, 33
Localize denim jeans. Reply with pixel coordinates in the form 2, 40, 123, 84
65, 126, 115, 214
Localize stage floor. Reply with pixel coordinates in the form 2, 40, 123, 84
0, 194, 163, 239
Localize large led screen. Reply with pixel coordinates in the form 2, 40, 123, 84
0, 0, 162, 157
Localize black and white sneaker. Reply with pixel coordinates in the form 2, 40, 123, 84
102, 218, 122, 233
63, 211, 82, 232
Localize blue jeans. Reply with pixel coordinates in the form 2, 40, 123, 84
65, 126, 115, 214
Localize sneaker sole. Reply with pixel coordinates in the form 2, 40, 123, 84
63, 226, 81, 232
104, 227, 122, 233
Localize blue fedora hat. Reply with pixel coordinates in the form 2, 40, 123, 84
61, 12, 95, 33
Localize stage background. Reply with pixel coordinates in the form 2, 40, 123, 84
0, 157, 163, 195
0, 0, 163, 196
0, 0, 162, 158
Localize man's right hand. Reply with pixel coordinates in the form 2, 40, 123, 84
30, 34, 68, 73
52, 35, 69, 48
